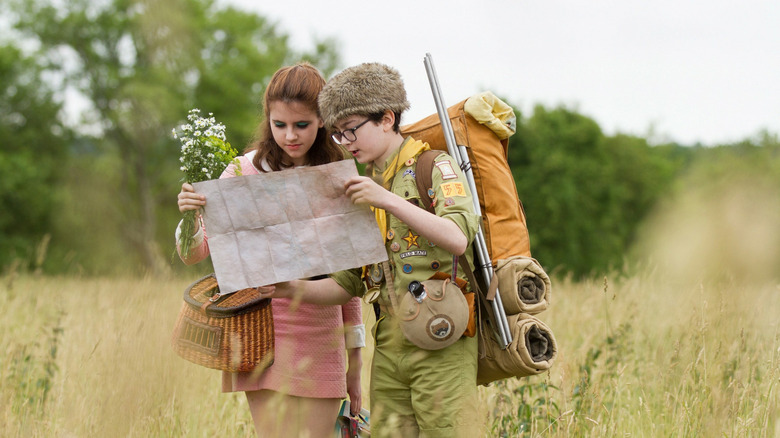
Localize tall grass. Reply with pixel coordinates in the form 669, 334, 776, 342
2, 176, 779, 436
1, 270, 777, 437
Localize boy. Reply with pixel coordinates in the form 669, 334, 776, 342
259, 63, 481, 437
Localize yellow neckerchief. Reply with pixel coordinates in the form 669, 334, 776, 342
368, 137, 430, 242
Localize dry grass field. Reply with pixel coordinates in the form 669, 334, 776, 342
1, 268, 777, 437
2, 180, 779, 437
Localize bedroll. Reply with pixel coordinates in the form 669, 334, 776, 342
400, 91, 531, 262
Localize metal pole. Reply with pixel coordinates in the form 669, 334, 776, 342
423, 53, 512, 348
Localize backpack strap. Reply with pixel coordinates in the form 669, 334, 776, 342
415, 150, 446, 214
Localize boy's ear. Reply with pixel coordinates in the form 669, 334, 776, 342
381, 110, 396, 132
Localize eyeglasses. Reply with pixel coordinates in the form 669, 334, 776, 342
331, 119, 371, 145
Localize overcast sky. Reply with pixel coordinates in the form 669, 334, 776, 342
225, 0, 779, 146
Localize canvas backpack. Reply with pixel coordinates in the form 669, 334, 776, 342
401, 92, 558, 385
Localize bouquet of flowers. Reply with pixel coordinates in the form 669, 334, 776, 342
173, 108, 240, 258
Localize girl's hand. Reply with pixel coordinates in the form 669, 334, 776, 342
177, 183, 206, 213
346, 348, 362, 416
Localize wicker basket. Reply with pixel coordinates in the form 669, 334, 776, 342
172, 274, 274, 372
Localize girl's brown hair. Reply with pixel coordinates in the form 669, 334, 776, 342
248, 63, 344, 171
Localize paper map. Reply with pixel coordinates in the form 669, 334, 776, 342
193, 160, 387, 293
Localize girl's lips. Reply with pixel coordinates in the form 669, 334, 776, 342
286, 144, 301, 150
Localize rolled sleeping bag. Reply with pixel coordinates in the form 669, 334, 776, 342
495, 256, 551, 315
477, 313, 557, 385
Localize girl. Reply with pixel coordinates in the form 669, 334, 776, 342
175, 63, 363, 437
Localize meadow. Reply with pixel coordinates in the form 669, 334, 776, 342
1, 266, 777, 437
2, 175, 779, 437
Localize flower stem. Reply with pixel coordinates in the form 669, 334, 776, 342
179, 210, 198, 259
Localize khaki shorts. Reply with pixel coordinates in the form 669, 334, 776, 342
369, 315, 480, 438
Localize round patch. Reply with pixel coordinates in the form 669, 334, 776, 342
386, 229, 395, 240
426, 314, 456, 341
430, 260, 440, 270
390, 242, 401, 252
405, 158, 415, 166
402, 264, 413, 274
369, 264, 384, 284
427, 188, 435, 198
444, 197, 455, 206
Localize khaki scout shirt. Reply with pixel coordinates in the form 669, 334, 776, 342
331, 137, 480, 310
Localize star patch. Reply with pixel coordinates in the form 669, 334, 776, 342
402, 230, 420, 249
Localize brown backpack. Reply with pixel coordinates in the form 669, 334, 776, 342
401, 98, 531, 261
402, 95, 558, 385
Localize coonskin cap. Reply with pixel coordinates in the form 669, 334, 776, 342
318, 63, 410, 129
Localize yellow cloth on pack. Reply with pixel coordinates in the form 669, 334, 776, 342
370, 137, 430, 242
463, 91, 516, 140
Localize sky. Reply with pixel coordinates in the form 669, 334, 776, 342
225, 0, 779, 146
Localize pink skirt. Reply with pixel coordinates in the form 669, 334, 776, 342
222, 297, 347, 398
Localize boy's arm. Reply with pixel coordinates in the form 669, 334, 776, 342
257, 277, 354, 305
344, 176, 469, 255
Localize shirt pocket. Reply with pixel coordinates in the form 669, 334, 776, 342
389, 179, 422, 229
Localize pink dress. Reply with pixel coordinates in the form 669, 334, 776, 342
178, 153, 364, 398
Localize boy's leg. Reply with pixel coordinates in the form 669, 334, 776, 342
410, 335, 480, 438
370, 317, 420, 437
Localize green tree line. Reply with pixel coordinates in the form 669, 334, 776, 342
2, 0, 778, 279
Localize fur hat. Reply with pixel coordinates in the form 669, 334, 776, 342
318, 63, 411, 129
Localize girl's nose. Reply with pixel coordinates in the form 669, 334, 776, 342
286, 128, 297, 140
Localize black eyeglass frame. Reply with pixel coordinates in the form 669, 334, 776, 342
331, 119, 371, 145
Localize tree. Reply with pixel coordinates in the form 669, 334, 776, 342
0, 42, 71, 271
9, 0, 339, 274
508, 105, 679, 278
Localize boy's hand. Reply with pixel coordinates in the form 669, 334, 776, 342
256, 281, 293, 299
344, 176, 392, 208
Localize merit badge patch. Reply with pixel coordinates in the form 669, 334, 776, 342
400, 250, 427, 259
441, 182, 466, 198
402, 230, 420, 249
427, 315, 455, 341
435, 160, 458, 180
403, 168, 416, 178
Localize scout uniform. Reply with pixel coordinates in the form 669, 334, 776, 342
331, 137, 482, 437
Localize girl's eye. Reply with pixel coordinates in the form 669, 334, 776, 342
273, 122, 285, 128
295, 122, 310, 128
